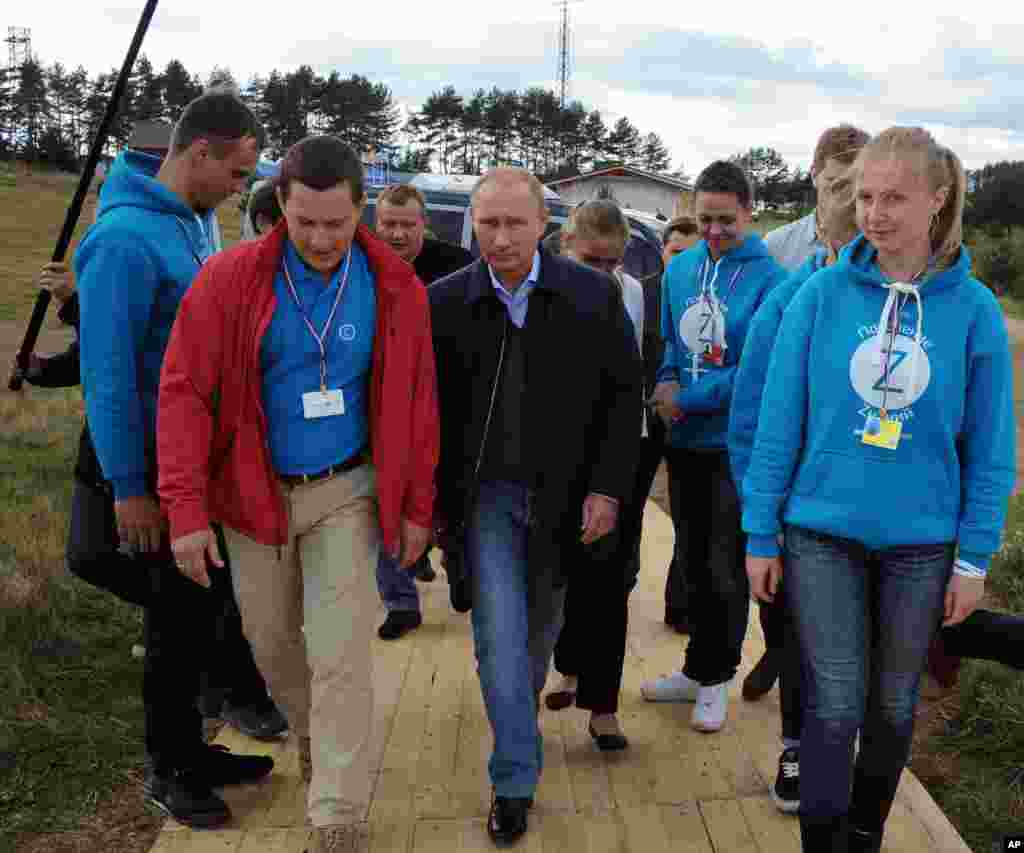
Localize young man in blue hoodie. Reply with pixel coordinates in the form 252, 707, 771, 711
743, 128, 1015, 852
73, 91, 271, 829
641, 161, 787, 733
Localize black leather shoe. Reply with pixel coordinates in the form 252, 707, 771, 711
588, 722, 629, 752
544, 688, 577, 711
196, 743, 274, 787
488, 794, 530, 846
413, 555, 437, 582
144, 765, 231, 828
222, 698, 289, 740
378, 610, 423, 640
742, 650, 779, 701
848, 827, 883, 853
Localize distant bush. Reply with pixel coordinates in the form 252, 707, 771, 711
965, 226, 1024, 298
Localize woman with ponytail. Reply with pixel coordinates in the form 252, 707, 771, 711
742, 128, 1016, 852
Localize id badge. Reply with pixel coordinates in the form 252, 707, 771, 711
703, 343, 725, 366
302, 389, 345, 419
861, 413, 902, 449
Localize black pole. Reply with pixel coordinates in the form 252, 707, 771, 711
9, 0, 159, 391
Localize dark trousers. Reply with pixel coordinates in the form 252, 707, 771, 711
66, 474, 267, 770
757, 589, 804, 743
552, 432, 664, 714
666, 447, 749, 686
664, 435, 696, 622
941, 608, 1024, 669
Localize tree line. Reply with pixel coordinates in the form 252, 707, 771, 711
0, 55, 677, 180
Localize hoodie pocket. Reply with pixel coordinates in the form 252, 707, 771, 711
791, 449, 956, 518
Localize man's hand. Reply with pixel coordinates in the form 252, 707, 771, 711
943, 574, 984, 627
747, 555, 783, 603
581, 493, 619, 545
171, 528, 224, 589
8, 353, 43, 389
115, 494, 166, 555
394, 519, 431, 569
38, 262, 75, 305
648, 380, 683, 427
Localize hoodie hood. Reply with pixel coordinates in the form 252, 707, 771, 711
695, 232, 774, 264
839, 234, 972, 296
98, 150, 195, 220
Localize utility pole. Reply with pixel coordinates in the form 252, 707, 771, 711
3, 27, 32, 153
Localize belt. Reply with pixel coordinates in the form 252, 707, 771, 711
279, 448, 369, 487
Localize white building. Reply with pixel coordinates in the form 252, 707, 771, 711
546, 166, 693, 219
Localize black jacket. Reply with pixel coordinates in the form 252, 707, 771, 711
429, 248, 643, 586
640, 272, 665, 401
30, 292, 81, 389
414, 239, 474, 285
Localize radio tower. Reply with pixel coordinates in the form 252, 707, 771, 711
556, 0, 571, 108
5, 26, 32, 83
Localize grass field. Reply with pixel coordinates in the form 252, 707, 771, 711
0, 169, 1021, 852
0, 168, 243, 853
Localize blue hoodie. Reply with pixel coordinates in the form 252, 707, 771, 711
742, 235, 1016, 572
76, 150, 216, 499
729, 249, 829, 490
657, 233, 787, 450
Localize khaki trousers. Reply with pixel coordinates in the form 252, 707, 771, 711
224, 463, 379, 827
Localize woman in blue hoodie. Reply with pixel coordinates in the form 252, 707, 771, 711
642, 161, 787, 733
742, 128, 1016, 852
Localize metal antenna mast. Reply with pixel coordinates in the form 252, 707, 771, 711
556, 0, 571, 108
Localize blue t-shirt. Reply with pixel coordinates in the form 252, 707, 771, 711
260, 240, 376, 475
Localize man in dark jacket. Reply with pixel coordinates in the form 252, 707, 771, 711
373, 183, 474, 639
430, 167, 642, 847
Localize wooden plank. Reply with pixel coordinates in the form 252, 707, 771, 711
620, 804, 671, 853
605, 647, 659, 808
448, 659, 493, 819
369, 819, 415, 853
236, 828, 313, 853
709, 727, 766, 798
895, 770, 972, 853
261, 740, 309, 829
659, 802, 714, 853
883, 798, 943, 852
580, 809, 624, 853
559, 709, 614, 814
537, 811, 586, 853
736, 796, 800, 853
700, 799, 758, 853
535, 703, 574, 814
149, 830, 244, 852
411, 819, 461, 853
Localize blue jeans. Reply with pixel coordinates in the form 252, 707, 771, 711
468, 480, 566, 798
375, 551, 420, 612
785, 525, 952, 827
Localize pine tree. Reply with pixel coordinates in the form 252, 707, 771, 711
639, 132, 671, 172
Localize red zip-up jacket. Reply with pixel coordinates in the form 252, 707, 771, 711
157, 221, 439, 553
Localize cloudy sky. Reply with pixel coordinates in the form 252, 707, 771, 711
15, 0, 1024, 173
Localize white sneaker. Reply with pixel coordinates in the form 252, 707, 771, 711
640, 671, 700, 702
691, 683, 729, 732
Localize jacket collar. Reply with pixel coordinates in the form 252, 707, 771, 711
464, 246, 568, 306
257, 220, 416, 295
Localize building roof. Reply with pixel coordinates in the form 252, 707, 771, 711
546, 165, 692, 192
126, 120, 173, 153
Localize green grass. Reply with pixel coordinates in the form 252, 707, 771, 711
1001, 296, 1024, 321
0, 387, 147, 841
919, 493, 1024, 851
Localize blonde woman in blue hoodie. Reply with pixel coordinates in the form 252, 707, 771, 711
742, 128, 1016, 852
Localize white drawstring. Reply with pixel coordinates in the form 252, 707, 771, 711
700, 257, 727, 353
875, 281, 924, 405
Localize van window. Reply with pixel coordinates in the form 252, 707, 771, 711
624, 236, 663, 281
426, 209, 465, 246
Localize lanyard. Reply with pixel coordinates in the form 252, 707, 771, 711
697, 258, 745, 341
174, 214, 210, 268
879, 293, 904, 415
281, 249, 353, 392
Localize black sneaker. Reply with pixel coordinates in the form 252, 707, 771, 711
771, 747, 800, 814
742, 650, 779, 701
195, 743, 274, 787
487, 793, 530, 846
144, 765, 231, 828
378, 610, 422, 640
222, 698, 289, 741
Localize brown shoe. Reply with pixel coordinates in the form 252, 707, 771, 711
299, 735, 312, 784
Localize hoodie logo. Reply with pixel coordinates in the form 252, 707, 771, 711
849, 334, 931, 410
678, 301, 727, 355
339, 324, 356, 342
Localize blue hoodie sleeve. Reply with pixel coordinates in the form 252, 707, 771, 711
956, 298, 1016, 571
77, 236, 161, 500
741, 283, 817, 556
729, 297, 783, 494
655, 266, 681, 383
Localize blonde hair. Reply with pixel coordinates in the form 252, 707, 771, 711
852, 127, 966, 269
562, 200, 630, 248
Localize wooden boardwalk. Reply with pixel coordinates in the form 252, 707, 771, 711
150, 502, 970, 853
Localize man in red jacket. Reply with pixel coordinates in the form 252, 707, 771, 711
157, 135, 439, 852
